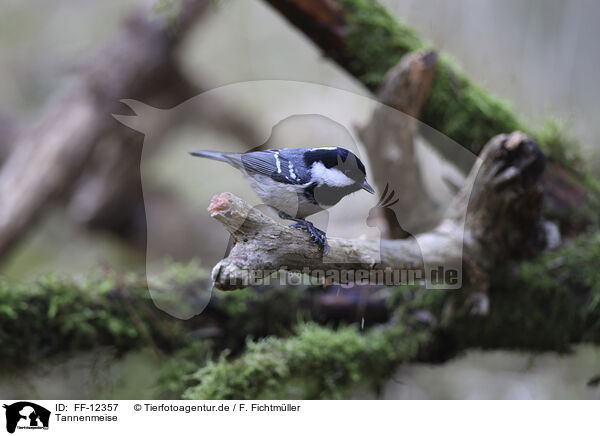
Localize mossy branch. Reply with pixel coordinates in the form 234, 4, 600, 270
265, 0, 596, 181
266, 0, 521, 163
183, 320, 429, 400
184, 231, 600, 399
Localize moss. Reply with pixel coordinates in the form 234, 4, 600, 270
340, 0, 422, 90
152, 0, 183, 27
340, 0, 522, 157
155, 341, 212, 399
183, 319, 428, 400
337, 0, 600, 190
534, 118, 582, 169
445, 232, 600, 351
2, 233, 599, 400
0, 268, 199, 366
0, 259, 316, 367
379, 232, 600, 356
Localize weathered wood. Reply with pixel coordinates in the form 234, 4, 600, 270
358, 50, 439, 235
210, 132, 546, 290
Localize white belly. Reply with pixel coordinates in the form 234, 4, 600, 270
245, 175, 323, 218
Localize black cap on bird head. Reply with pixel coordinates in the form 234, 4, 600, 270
304, 147, 375, 194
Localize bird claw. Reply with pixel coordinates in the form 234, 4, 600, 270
289, 221, 329, 256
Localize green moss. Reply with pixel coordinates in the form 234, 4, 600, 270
340, 0, 522, 157
0, 268, 199, 366
534, 118, 583, 170
0, 260, 313, 369
340, 0, 422, 89
338, 0, 599, 183
445, 232, 600, 351
155, 341, 212, 399
183, 319, 429, 400
423, 57, 522, 156
2, 236, 599, 400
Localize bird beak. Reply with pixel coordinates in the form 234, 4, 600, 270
361, 180, 375, 194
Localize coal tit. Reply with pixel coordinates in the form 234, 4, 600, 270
189, 147, 375, 255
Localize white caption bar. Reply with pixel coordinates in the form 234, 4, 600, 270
1, 400, 596, 435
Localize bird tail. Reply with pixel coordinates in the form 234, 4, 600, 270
189, 150, 244, 168
189, 150, 231, 162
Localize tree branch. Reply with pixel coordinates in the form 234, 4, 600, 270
210, 131, 546, 290
358, 50, 440, 235
0, 0, 210, 259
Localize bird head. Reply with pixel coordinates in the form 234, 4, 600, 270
305, 147, 374, 194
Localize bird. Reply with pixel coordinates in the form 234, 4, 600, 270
189, 147, 375, 255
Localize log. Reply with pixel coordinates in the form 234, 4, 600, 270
209, 131, 546, 290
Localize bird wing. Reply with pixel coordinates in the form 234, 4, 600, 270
241, 150, 305, 184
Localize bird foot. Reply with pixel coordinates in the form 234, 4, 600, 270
278, 212, 329, 256
290, 221, 329, 255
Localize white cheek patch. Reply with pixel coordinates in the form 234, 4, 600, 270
311, 162, 355, 187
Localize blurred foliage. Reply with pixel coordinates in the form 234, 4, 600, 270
155, 341, 211, 399
209, 284, 306, 352
422, 55, 522, 156
0, 262, 312, 398
341, 0, 422, 89
152, 0, 183, 28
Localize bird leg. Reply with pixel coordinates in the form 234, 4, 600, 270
278, 211, 329, 256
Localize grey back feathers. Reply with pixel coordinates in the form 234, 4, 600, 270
189, 147, 371, 218
189, 147, 366, 187
189, 148, 312, 185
